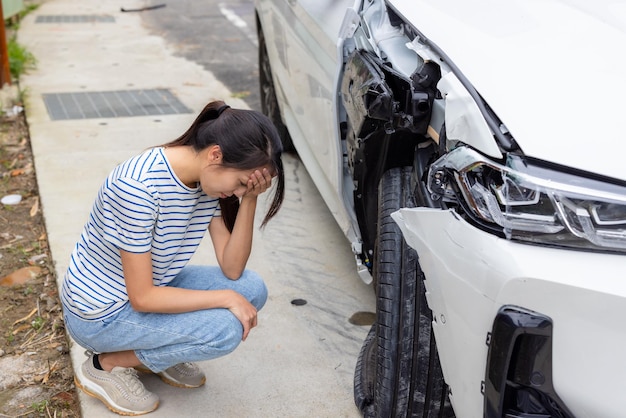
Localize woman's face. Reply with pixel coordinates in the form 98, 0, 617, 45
200, 165, 255, 199
198, 146, 274, 199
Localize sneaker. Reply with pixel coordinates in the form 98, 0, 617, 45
135, 362, 206, 388
75, 353, 159, 416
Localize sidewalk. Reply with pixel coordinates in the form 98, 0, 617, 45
17, 0, 372, 416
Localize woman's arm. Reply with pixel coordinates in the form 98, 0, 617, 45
209, 168, 273, 279
121, 250, 258, 340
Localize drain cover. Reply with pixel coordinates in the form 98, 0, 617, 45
35, 15, 115, 23
42, 89, 192, 120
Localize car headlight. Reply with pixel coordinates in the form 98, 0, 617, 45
428, 146, 626, 253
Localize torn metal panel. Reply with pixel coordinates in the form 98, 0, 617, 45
437, 72, 503, 159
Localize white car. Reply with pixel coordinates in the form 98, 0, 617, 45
254, 1, 626, 417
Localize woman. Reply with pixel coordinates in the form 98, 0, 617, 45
61, 100, 284, 415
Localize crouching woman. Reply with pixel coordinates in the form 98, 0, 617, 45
61, 100, 284, 415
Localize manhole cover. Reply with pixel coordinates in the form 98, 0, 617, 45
35, 15, 115, 23
42, 89, 192, 120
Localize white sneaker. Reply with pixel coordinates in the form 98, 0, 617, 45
75, 352, 159, 416
135, 362, 206, 388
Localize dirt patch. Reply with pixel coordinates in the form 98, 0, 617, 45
0, 107, 81, 417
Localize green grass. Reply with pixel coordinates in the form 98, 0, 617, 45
30, 399, 48, 413
7, 36, 36, 82
31, 315, 44, 330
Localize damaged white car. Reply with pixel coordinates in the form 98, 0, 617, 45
255, 0, 626, 417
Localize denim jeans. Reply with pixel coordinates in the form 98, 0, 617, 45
63, 265, 268, 372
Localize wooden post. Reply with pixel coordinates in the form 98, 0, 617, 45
0, 3, 11, 86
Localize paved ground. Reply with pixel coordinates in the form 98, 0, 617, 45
140, 0, 262, 112
18, 0, 376, 416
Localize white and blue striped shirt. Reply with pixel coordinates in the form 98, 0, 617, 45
62, 147, 220, 320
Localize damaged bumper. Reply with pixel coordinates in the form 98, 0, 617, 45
392, 207, 626, 417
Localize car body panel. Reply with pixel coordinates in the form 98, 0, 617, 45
277, 0, 346, 188
393, 207, 626, 417
389, 0, 626, 182
256, 0, 360, 243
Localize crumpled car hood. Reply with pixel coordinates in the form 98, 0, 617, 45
388, 0, 626, 181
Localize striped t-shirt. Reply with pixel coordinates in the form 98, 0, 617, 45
61, 147, 221, 320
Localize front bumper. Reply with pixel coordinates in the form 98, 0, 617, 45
392, 208, 626, 418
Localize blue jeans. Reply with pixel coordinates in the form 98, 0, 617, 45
63, 265, 268, 372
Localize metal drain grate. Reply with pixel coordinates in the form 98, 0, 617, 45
42, 89, 192, 120
35, 15, 115, 23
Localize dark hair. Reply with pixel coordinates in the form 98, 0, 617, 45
163, 100, 284, 231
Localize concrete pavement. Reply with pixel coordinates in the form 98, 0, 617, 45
18, 0, 375, 416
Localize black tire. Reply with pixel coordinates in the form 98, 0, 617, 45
354, 167, 454, 418
257, 21, 294, 152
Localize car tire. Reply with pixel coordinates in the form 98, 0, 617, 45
257, 22, 294, 152
354, 166, 454, 418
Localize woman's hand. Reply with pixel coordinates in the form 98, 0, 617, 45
210, 167, 274, 279
226, 290, 258, 341
244, 168, 273, 198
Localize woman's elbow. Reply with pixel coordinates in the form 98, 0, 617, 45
128, 294, 153, 312
222, 267, 243, 280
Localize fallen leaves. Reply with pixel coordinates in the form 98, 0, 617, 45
30, 196, 39, 216
0, 265, 42, 286
13, 306, 38, 326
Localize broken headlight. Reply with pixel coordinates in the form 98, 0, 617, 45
428, 146, 626, 253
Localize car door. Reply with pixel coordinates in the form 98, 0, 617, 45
283, 0, 351, 180
263, 0, 356, 234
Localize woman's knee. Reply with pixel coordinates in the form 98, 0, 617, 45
239, 270, 268, 310
202, 314, 243, 356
